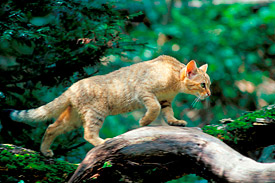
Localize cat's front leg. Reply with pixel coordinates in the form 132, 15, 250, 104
139, 94, 161, 126
160, 100, 187, 127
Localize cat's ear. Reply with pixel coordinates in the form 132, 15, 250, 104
199, 64, 208, 73
186, 60, 198, 79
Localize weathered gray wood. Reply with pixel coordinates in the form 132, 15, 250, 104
69, 126, 275, 183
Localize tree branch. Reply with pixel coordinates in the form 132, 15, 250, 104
69, 126, 275, 183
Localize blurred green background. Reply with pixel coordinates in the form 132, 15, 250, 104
0, 0, 274, 182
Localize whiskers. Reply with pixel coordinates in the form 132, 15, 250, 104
191, 95, 201, 108
191, 95, 211, 108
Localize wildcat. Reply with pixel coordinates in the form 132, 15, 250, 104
6, 55, 211, 157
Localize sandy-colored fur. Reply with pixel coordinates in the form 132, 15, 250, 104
10, 55, 211, 157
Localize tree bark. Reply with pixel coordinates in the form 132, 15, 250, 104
69, 126, 275, 183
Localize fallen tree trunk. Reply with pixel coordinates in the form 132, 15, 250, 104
69, 126, 275, 183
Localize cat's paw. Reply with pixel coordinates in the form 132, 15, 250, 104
41, 149, 54, 157
168, 120, 187, 127
103, 138, 111, 144
139, 119, 152, 126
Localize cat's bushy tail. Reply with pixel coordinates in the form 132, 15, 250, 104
7, 92, 70, 123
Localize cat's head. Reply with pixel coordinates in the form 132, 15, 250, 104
180, 60, 211, 100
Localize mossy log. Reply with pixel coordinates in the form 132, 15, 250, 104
0, 144, 77, 182
69, 126, 275, 183
1, 105, 274, 182
203, 104, 275, 156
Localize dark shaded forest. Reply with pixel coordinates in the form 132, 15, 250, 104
0, 0, 274, 182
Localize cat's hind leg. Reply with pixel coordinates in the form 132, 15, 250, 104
82, 109, 106, 146
40, 106, 81, 157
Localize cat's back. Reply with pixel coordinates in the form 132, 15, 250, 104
71, 55, 184, 89
107, 55, 184, 80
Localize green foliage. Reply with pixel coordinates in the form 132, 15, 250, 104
0, 144, 77, 182
0, 0, 144, 108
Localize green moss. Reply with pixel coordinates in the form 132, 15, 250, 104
0, 144, 77, 183
203, 104, 275, 143
102, 161, 112, 168
236, 104, 275, 123
203, 125, 233, 141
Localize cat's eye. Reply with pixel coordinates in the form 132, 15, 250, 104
201, 83, 206, 88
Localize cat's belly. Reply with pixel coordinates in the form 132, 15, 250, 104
109, 99, 143, 115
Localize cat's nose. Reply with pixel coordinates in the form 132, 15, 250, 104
207, 90, 211, 97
